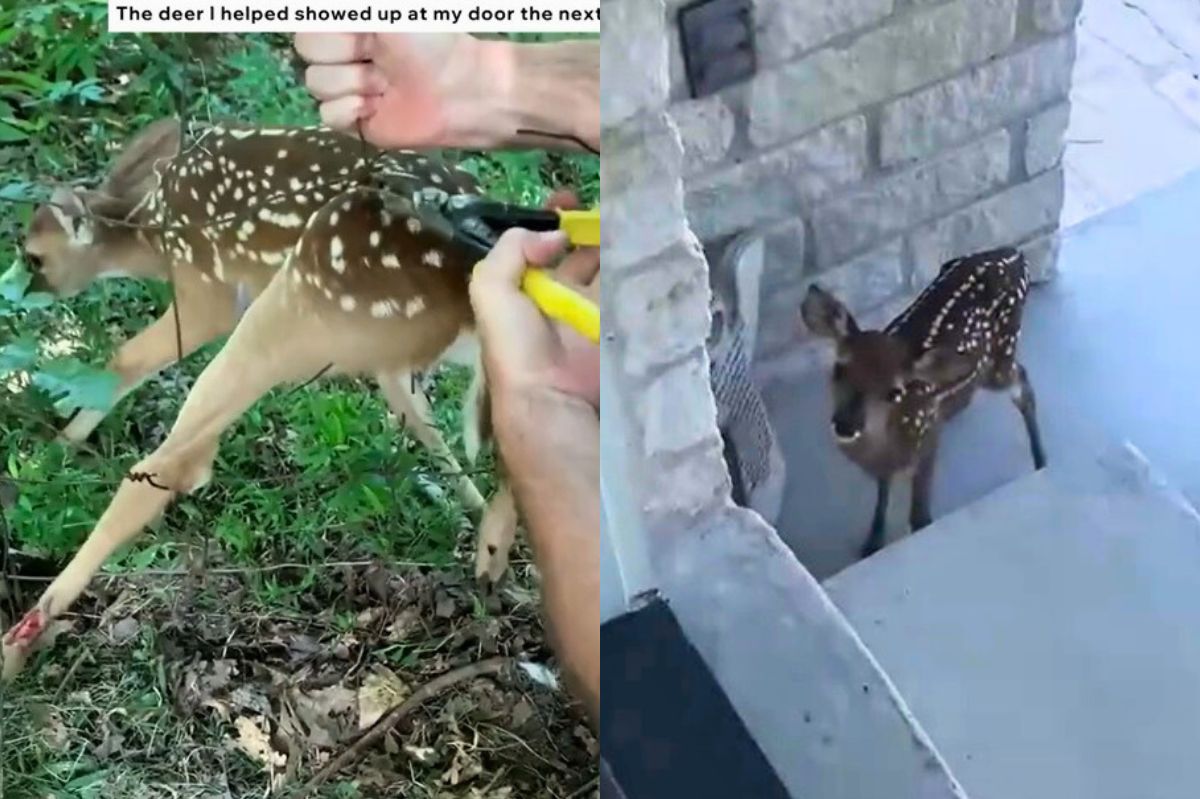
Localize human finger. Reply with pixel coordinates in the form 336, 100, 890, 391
545, 189, 579, 211
318, 95, 370, 131
555, 247, 599, 288
473, 229, 568, 290
294, 33, 373, 65
305, 63, 388, 101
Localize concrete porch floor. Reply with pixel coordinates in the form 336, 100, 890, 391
763, 165, 1200, 580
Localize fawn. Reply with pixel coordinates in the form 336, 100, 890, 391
801, 247, 1047, 559
3, 118, 540, 680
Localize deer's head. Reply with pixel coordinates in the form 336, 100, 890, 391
801, 284, 974, 449
23, 119, 181, 297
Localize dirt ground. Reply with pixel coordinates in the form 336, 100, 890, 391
0, 542, 599, 799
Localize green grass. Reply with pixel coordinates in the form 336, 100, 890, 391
0, 9, 599, 797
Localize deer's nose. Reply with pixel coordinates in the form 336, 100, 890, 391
832, 399, 864, 441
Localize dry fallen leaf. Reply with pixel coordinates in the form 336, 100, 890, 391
404, 744, 437, 763
358, 665, 409, 730
233, 715, 287, 775
290, 683, 358, 748
30, 704, 69, 751
109, 616, 139, 644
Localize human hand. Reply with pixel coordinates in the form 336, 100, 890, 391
469, 228, 599, 412
293, 33, 509, 149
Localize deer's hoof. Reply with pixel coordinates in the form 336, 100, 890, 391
1, 641, 30, 683
474, 542, 510, 591
860, 540, 884, 560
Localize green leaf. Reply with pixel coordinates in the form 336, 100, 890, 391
0, 181, 37, 202
0, 260, 32, 302
0, 69, 53, 92
0, 338, 37, 373
19, 291, 55, 309
32, 358, 120, 415
0, 120, 27, 142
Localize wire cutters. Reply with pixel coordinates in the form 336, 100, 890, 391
389, 189, 601, 344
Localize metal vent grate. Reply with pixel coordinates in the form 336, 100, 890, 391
705, 230, 784, 526
678, 0, 756, 99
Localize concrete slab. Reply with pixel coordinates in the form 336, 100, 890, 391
1063, 32, 1200, 227
763, 167, 1200, 579
823, 445, 1200, 799
1063, 0, 1200, 227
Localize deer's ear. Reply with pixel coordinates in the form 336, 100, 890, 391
46, 186, 94, 244
102, 117, 182, 201
911, 345, 974, 385
801, 284, 858, 340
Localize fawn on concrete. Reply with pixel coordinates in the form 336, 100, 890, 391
801, 247, 1047, 559
4, 118, 536, 679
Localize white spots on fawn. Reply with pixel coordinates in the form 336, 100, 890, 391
406, 217, 422, 235
277, 149, 288, 160
382, 254, 401, 270
405, 296, 426, 318
422, 250, 443, 268
371, 299, 398, 318
264, 165, 275, 177
369, 231, 381, 248
258, 208, 304, 229
260, 250, 286, 266
212, 239, 226, 280
330, 236, 346, 273
237, 220, 256, 241
340, 294, 357, 311
205, 201, 216, 216
289, 177, 303, 191
330, 211, 340, 227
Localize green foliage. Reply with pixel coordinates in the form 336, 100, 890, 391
0, 14, 598, 792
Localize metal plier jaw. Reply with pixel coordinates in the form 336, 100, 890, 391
384, 187, 602, 344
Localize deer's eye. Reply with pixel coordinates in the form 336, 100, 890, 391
26, 254, 43, 271
888, 387, 905, 403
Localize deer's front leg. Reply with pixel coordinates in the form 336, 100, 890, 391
862, 478, 891, 559
910, 437, 941, 533
58, 278, 237, 445
4, 276, 337, 681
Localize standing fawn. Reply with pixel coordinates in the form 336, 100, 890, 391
801, 247, 1047, 559
4, 118, 544, 679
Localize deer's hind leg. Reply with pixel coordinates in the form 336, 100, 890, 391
985, 303, 1046, 470
2, 275, 341, 681
375, 371, 487, 516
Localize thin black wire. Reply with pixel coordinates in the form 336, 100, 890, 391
516, 128, 600, 156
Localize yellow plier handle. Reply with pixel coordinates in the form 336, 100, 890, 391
522, 208, 600, 343
474, 208, 600, 344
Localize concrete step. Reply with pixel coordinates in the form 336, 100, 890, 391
822, 442, 1200, 799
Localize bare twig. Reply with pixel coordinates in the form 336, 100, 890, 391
298, 656, 515, 797
566, 776, 600, 799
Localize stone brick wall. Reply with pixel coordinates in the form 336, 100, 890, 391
602, 1, 975, 793
664, 0, 1082, 362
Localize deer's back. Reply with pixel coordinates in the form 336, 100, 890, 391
144, 124, 478, 290
886, 247, 1029, 361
